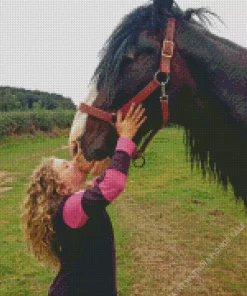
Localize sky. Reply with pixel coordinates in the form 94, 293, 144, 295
1, 0, 246, 106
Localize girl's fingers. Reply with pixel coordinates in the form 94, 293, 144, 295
116, 110, 122, 123
132, 110, 145, 125
125, 103, 136, 119
132, 104, 142, 115
134, 108, 145, 122
124, 104, 145, 129
137, 116, 147, 127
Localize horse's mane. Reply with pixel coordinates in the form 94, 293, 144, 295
91, 1, 216, 102
178, 16, 247, 204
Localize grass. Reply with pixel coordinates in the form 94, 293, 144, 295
123, 128, 247, 295
0, 128, 247, 295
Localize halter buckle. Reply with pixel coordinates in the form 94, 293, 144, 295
162, 40, 174, 58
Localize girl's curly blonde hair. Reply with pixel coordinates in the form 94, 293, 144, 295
22, 157, 64, 269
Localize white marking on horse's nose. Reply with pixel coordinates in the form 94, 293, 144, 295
69, 83, 98, 151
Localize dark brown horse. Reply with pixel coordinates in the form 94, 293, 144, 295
70, 0, 247, 205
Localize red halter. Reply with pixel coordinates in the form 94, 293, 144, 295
79, 18, 176, 163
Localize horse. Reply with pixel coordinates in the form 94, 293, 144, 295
69, 0, 247, 206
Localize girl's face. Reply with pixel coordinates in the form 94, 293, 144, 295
52, 158, 90, 193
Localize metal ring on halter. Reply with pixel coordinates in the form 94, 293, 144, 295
132, 155, 146, 168
154, 72, 170, 85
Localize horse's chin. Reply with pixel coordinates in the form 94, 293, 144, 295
74, 152, 110, 177
89, 158, 111, 176
72, 140, 110, 176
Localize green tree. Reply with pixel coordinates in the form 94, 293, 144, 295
0, 86, 76, 111
0, 91, 18, 111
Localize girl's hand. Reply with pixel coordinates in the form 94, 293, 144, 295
115, 103, 146, 139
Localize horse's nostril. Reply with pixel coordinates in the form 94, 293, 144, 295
71, 141, 80, 157
70, 141, 79, 157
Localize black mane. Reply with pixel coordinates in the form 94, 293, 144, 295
178, 21, 247, 203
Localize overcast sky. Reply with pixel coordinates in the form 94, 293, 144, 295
1, 0, 246, 106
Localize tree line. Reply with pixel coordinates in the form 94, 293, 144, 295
0, 86, 76, 112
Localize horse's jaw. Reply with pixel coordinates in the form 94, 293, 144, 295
90, 158, 111, 176
74, 151, 110, 177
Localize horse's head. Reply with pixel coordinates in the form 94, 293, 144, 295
70, 0, 203, 175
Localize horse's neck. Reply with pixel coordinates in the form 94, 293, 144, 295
176, 22, 247, 72
176, 22, 247, 126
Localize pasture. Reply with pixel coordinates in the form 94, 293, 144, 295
0, 129, 246, 295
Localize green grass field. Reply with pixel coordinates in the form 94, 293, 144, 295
0, 129, 246, 295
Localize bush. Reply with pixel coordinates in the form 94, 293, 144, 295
0, 110, 75, 137
51, 110, 76, 128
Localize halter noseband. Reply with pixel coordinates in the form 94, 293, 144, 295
79, 18, 176, 165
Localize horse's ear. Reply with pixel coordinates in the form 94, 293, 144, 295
153, 0, 173, 14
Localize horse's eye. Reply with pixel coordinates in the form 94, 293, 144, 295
120, 56, 134, 74
142, 46, 156, 55
121, 56, 134, 67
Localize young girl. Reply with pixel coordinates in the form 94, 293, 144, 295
22, 103, 146, 296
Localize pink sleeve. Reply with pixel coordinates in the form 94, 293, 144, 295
96, 137, 134, 202
115, 137, 136, 157
99, 169, 127, 202
63, 192, 88, 229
